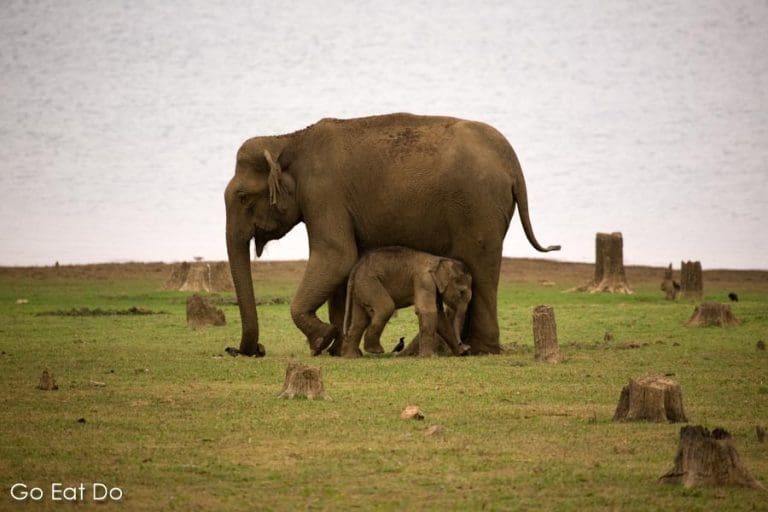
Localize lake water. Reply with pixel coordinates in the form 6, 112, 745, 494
1, 0, 766, 269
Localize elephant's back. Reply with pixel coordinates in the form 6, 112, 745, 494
298, 114, 517, 254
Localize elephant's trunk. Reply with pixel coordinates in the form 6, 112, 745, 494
226, 232, 264, 356
452, 300, 468, 346
513, 173, 561, 253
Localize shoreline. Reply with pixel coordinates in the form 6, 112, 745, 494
2, 258, 766, 290
1, 256, 766, 273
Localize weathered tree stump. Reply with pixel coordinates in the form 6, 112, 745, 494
186, 294, 226, 327
400, 405, 425, 420
660, 264, 680, 300
165, 261, 233, 292
686, 302, 740, 327
680, 260, 703, 300
532, 305, 562, 363
613, 374, 687, 423
659, 426, 763, 489
278, 362, 330, 400
36, 369, 58, 390
575, 232, 633, 294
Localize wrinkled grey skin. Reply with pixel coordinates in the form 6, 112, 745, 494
341, 247, 472, 358
224, 113, 560, 357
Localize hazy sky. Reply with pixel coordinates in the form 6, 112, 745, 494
1, 0, 766, 268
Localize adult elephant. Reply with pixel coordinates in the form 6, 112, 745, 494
224, 113, 559, 357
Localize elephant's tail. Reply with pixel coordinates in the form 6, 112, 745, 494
512, 171, 561, 253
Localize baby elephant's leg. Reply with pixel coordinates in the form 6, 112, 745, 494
358, 280, 395, 354
415, 306, 438, 357
341, 301, 369, 358
363, 302, 395, 354
413, 275, 439, 357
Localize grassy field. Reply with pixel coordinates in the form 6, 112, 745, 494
0, 260, 766, 511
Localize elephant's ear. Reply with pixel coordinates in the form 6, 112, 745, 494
430, 259, 452, 294
263, 149, 285, 207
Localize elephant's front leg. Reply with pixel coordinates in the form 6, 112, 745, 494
291, 246, 356, 355
325, 282, 347, 356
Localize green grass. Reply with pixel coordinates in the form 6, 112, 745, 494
0, 269, 766, 510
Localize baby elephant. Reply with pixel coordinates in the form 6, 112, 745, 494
341, 246, 472, 358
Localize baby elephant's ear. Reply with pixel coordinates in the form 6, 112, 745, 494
430, 259, 453, 294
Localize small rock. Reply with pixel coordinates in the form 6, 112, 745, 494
90, 380, 106, 387
425, 425, 444, 436
757, 340, 766, 351
540, 280, 556, 287
77, 418, 86, 424
400, 405, 424, 420
16, 299, 28, 304
225, 347, 240, 357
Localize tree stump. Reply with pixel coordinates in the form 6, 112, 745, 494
660, 264, 680, 300
576, 232, 633, 294
686, 302, 740, 327
165, 261, 234, 292
613, 374, 687, 423
532, 305, 562, 363
186, 294, 226, 328
278, 362, 330, 400
680, 260, 703, 300
36, 369, 58, 391
659, 426, 763, 489
400, 405, 425, 420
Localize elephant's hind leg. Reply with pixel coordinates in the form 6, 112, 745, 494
463, 253, 502, 354
341, 301, 369, 358
358, 280, 394, 354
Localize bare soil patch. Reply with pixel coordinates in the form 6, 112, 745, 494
36, 306, 167, 317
